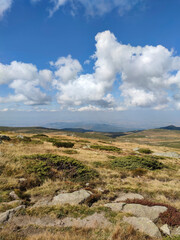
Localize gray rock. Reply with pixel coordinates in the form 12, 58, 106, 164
60, 213, 112, 228
153, 152, 180, 158
160, 224, 171, 236
123, 216, 162, 238
115, 193, 144, 202
133, 147, 139, 152
50, 189, 92, 205
16, 135, 24, 139
123, 204, 167, 221
9, 191, 20, 200
0, 205, 25, 224
104, 203, 125, 212
172, 226, 180, 236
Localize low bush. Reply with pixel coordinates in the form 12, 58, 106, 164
91, 145, 121, 153
22, 154, 98, 183
53, 141, 74, 148
138, 148, 153, 154
131, 168, 147, 177
109, 155, 165, 170
63, 150, 78, 154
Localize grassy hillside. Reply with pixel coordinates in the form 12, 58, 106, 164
0, 129, 179, 239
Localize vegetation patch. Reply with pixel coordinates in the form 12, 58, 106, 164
125, 199, 180, 226
90, 145, 121, 153
138, 148, 153, 154
109, 155, 165, 170
63, 150, 78, 154
53, 141, 74, 148
22, 154, 99, 183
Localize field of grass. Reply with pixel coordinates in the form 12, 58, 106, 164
0, 129, 180, 239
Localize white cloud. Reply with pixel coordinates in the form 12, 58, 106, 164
0, 0, 12, 19
0, 61, 52, 105
52, 30, 180, 111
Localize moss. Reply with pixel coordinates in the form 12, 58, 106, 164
22, 154, 99, 183
90, 145, 121, 153
109, 155, 165, 170
53, 141, 74, 148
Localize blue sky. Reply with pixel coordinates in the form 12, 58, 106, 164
1, 0, 180, 128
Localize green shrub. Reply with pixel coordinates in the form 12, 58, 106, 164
138, 148, 153, 154
90, 145, 121, 153
63, 150, 78, 154
23, 154, 98, 182
110, 155, 165, 170
53, 141, 74, 148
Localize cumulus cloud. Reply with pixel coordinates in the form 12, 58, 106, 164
0, 61, 52, 105
2, 31, 180, 112
0, 0, 12, 19
52, 30, 180, 111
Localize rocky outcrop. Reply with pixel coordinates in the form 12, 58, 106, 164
50, 190, 92, 205
122, 204, 167, 222
123, 216, 162, 238
114, 193, 144, 202
104, 202, 125, 212
0, 205, 25, 224
153, 152, 180, 158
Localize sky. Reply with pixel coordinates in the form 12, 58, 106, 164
1, 0, 180, 128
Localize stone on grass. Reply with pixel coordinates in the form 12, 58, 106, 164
60, 213, 112, 228
160, 224, 171, 236
104, 203, 125, 212
172, 226, 180, 236
9, 191, 20, 200
122, 204, 167, 221
0, 205, 25, 224
123, 216, 162, 238
115, 193, 144, 202
153, 152, 180, 158
50, 190, 92, 205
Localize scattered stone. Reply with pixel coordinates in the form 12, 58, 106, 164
61, 213, 111, 229
153, 152, 180, 158
172, 226, 180, 236
123, 216, 162, 238
115, 193, 144, 202
122, 204, 167, 221
104, 203, 125, 212
0, 205, 25, 224
9, 191, 20, 200
50, 190, 92, 205
133, 147, 139, 152
16, 135, 24, 139
160, 224, 171, 236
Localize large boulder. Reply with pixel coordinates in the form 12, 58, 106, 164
50, 190, 92, 205
123, 216, 162, 238
114, 193, 144, 202
122, 204, 167, 221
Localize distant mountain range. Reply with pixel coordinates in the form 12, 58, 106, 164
159, 125, 180, 130
44, 122, 133, 132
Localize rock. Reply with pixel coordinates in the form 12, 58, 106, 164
172, 226, 180, 236
0, 135, 11, 141
60, 213, 112, 228
16, 135, 24, 139
160, 224, 171, 236
10, 213, 112, 229
122, 204, 167, 221
133, 147, 139, 152
0, 205, 25, 224
123, 216, 162, 238
104, 203, 125, 212
33, 197, 52, 207
115, 193, 144, 202
153, 152, 180, 158
9, 191, 20, 200
50, 190, 92, 205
